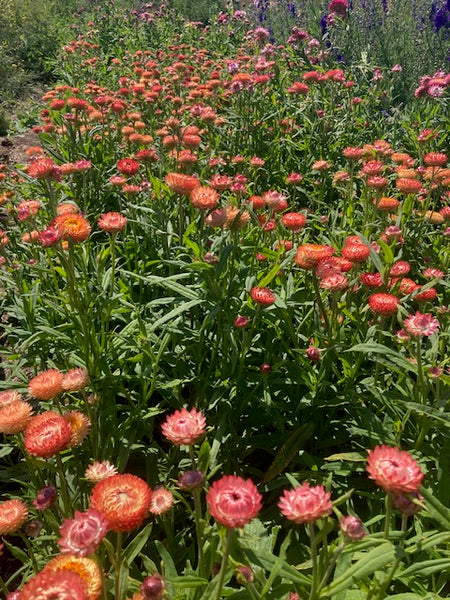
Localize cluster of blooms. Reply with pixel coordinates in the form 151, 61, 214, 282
415, 71, 450, 98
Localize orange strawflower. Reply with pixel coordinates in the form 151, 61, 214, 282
165, 172, 200, 195
65, 411, 91, 447
0, 499, 28, 535
0, 400, 33, 434
24, 411, 72, 458
28, 369, 64, 400
44, 555, 102, 600
54, 213, 91, 243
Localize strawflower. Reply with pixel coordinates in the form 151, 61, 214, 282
24, 411, 72, 458
44, 556, 101, 600
58, 508, 108, 557
28, 368, 64, 400
206, 475, 262, 528
367, 445, 424, 493
0, 499, 29, 535
161, 407, 206, 446
85, 460, 118, 483
279, 482, 332, 524
17, 569, 88, 600
403, 311, 439, 337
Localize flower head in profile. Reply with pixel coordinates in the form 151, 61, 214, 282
33, 485, 57, 511
58, 508, 108, 557
65, 411, 91, 447
161, 407, 206, 446
368, 293, 400, 316
97, 212, 127, 233
367, 445, 424, 493
206, 475, 262, 528
250, 286, 276, 306
62, 368, 90, 392
0, 400, 33, 434
24, 411, 72, 458
28, 369, 64, 400
17, 569, 88, 600
0, 499, 29, 535
84, 460, 118, 483
279, 482, 332, 524
165, 172, 200, 195
90, 473, 152, 532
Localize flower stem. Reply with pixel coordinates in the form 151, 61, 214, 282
115, 531, 123, 600
384, 493, 392, 539
214, 528, 233, 600
308, 522, 319, 600
55, 453, 71, 516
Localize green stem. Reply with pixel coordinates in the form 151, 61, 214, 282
19, 532, 39, 573
312, 271, 330, 339
308, 522, 319, 600
115, 531, 123, 600
189, 447, 205, 578
214, 528, 233, 600
384, 494, 392, 540
55, 453, 71, 516
0, 574, 8, 597
317, 542, 346, 594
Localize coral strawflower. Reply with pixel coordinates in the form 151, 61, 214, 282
149, 488, 174, 515
0, 400, 33, 434
24, 411, 72, 458
28, 368, 64, 400
190, 186, 219, 210
97, 212, 127, 233
206, 475, 262, 528
250, 286, 276, 306
161, 407, 206, 446
90, 473, 152, 532
367, 445, 423, 493
0, 499, 28, 535
62, 368, 90, 392
17, 569, 88, 600
44, 556, 101, 600
368, 293, 400, 316
54, 213, 91, 243
279, 482, 332, 524
165, 172, 200, 195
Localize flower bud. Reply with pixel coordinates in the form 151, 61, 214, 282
306, 346, 321, 363
391, 491, 424, 515
140, 574, 165, 599
177, 470, 205, 491
24, 519, 43, 538
32, 485, 57, 510
236, 565, 254, 585
340, 515, 366, 541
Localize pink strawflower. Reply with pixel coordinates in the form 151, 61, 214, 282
206, 475, 262, 528
58, 508, 108, 557
403, 311, 439, 337
161, 407, 206, 446
62, 368, 90, 392
149, 487, 174, 516
279, 482, 332, 524
366, 445, 424, 493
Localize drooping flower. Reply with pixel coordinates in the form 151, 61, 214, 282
28, 369, 64, 400
366, 445, 424, 493
84, 460, 118, 483
0, 499, 29, 535
17, 569, 88, 600
206, 475, 262, 528
24, 411, 72, 458
278, 482, 332, 524
161, 407, 206, 446
90, 473, 152, 532
403, 311, 439, 337
44, 555, 102, 600
58, 508, 108, 557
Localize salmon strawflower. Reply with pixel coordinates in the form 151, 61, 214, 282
396, 178, 423, 194
85, 460, 118, 483
62, 368, 90, 392
27, 157, 62, 181
279, 482, 332, 524
116, 158, 140, 176
17, 569, 89, 600
367, 445, 424, 493
0, 389, 22, 408
58, 508, 108, 558
28, 368, 64, 400
206, 475, 262, 528
97, 212, 127, 233
0, 499, 29, 535
250, 286, 276, 306
149, 487, 174, 516
161, 407, 206, 446
190, 186, 219, 210
0, 400, 33, 434
65, 411, 91, 447
90, 473, 152, 532
295, 244, 335, 270
54, 213, 91, 243
165, 172, 200, 195
24, 411, 72, 458
44, 556, 101, 600
281, 212, 307, 232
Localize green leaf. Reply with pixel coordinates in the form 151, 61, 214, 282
420, 487, 450, 529
124, 522, 153, 563
400, 558, 450, 577
263, 422, 314, 483
320, 543, 396, 597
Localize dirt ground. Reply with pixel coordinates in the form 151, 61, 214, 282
0, 130, 41, 167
